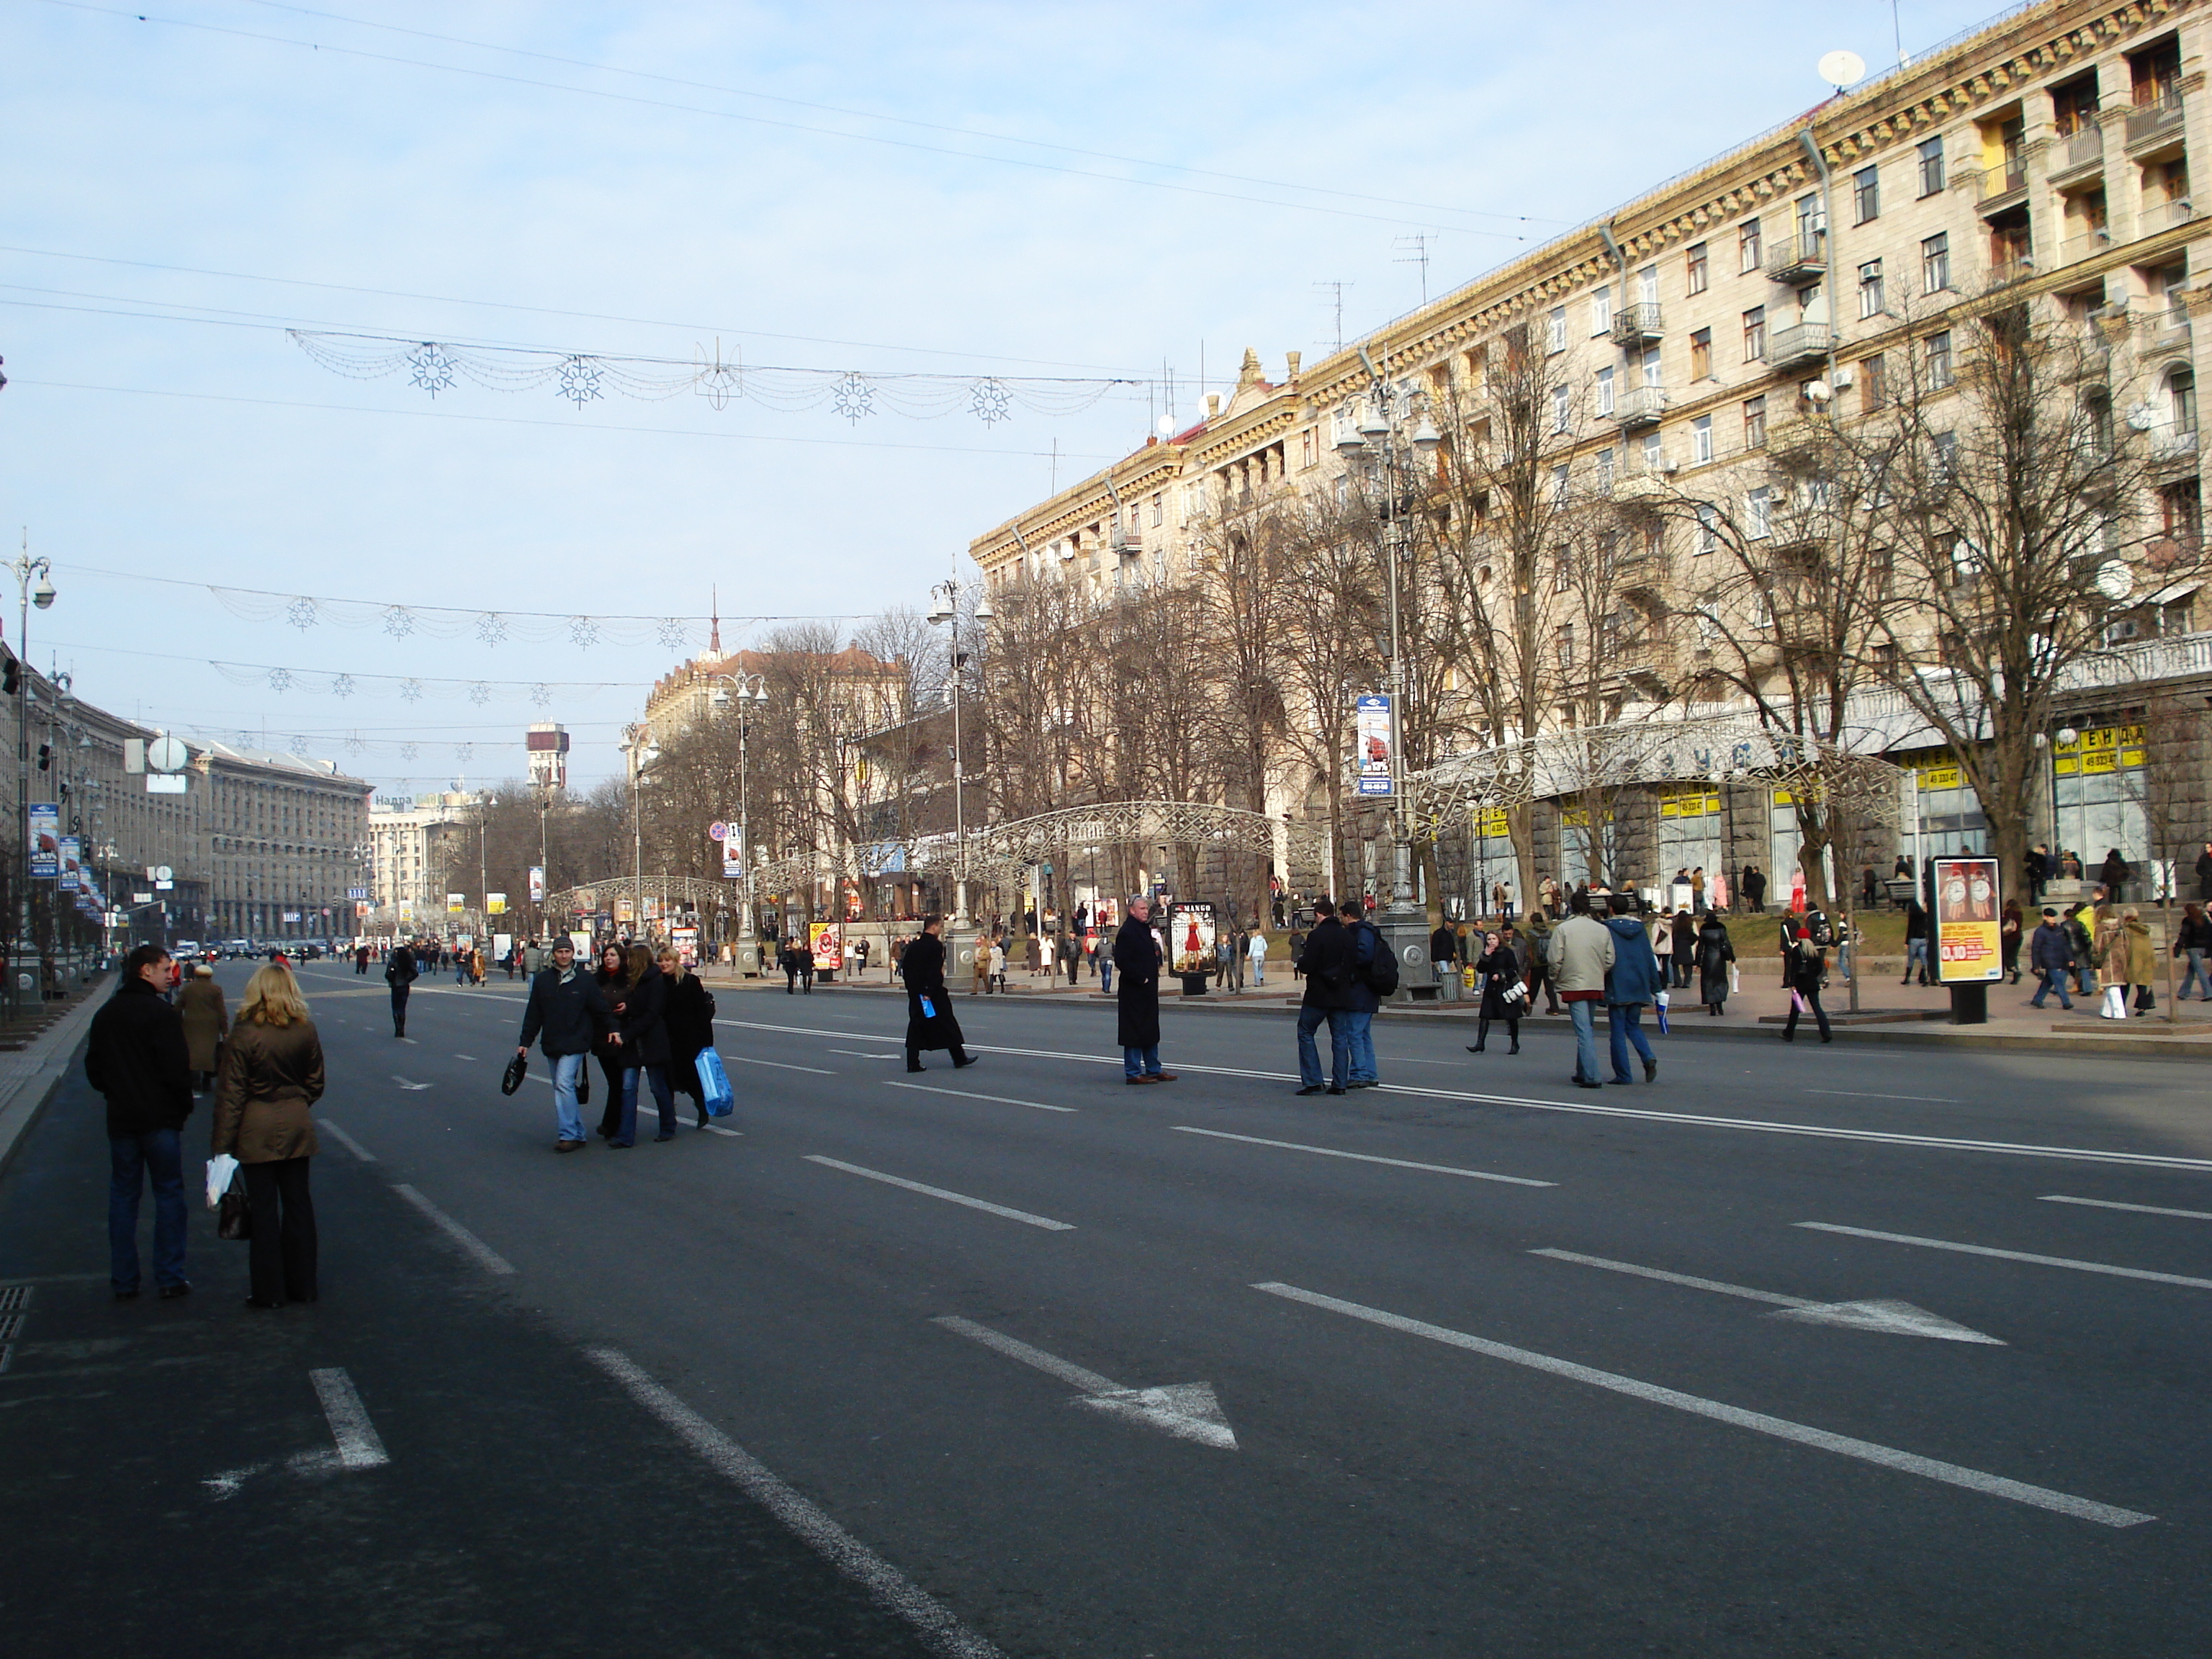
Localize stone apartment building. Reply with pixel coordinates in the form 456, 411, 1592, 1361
365, 794, 474, 935
968, 0, 2212, 903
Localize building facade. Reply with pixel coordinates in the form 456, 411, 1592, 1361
366, 794, 472, 935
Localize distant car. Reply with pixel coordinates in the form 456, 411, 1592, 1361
224, 938, 251, 959
174, 940, 199, 959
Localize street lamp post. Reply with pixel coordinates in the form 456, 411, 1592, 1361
477, 792, 498, 937
621, 727, 658, 940
708, 673, 770, 943
927, 580, 992, 926
7, 543, 55, 1015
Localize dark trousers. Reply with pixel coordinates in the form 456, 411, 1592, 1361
390, 983, 410, 1035
1784, 984, 1833, 1042
242, 1156, 317, 1304
108, 1128, 187, 1292
616, 1064, 675, 1145
595, 1052, 627, 1137
1472, 1014, 1519, 1051
1527, 958, 1559, 1013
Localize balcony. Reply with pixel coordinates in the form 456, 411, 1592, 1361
1974, 164, 2030, 216
2046, 123, 2107, 189
2059, 224, 2118, 266
1614, 454, 1676, 500
2137, 304, 2193, 352
1611, 384, 1668, 428
2151, 427, 2199, 472
1763, 232, 1827, 286
2125, 92, 2186, 156
1767, 321, 1834, 368
1609, 303, 1665, 346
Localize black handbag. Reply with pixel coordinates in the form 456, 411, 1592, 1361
501, 1052, 528, 1096
217, 1170, 251, 1241
576, 1064, 589, 1106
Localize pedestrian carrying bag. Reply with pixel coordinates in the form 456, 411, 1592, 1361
696, 1049, 734, 1118
1357, 926, 1401, 996
918, 994, 938, 1020
217, 1169, 252, 1241
501, 1051, 528, 1096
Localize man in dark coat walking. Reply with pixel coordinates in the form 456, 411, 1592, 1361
1112, 896, 1174, 1084
898, 915, 976, 1071
385, 937, 418, 1038
86, 944, 195, 1299
1295, 900, 1353, 1094
515, 937, 617, 1151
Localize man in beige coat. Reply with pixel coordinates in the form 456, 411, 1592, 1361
1549, 892, 1617, 1089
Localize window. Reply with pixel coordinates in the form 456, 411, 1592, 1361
1151, 492, 1164, 525
1556, 622, 1575, 667
1547, 306, 1568, 353
1640, 430, 1663, 471
1795, 192, 1825, 243
1596, 364, 1616, 416
1640, 346, 1662, 389
1591, 284, 1612, 336
1933, 431, 1958, 479
1692, 414, 1714, 464
1748, 486, 1773, 539
1853, 165, 1881, 224
1743, 394, 1768, 449
1926, 330, 1954, 387
1595, 446, 1616, 493
1552, 383, 1570, 433
1917, 135, 1946, 197
1550, 463, 1570, 508
1743, 306, 1767, 362
1922, 231, 1951, 294
1696, 503, 1719, 554
1689, 328, 1712, 379
1637, 264, 1659, 307
1858, 258, 1886, 319
1300, 430, 1315, 468
1740, 217, 1763, 273
2172, 367, 2198, 432
1861, 352, 1887, 411
1553, 547, 1573, 591
1686, 241, 1709, 295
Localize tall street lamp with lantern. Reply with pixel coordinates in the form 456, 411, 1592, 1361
6, 547, 55, 1013
927, 580, 992, 927
708, 671, 770, 943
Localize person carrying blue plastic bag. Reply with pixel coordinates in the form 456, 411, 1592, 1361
899, 914, 976, 1073
657, 946, 724, 1129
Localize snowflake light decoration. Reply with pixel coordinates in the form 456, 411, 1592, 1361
468, 682, 493, 706
475, 613, 507, 647
343, 732, 365, 755
655, 616, 688, 649
331, 674, 356, 699
569, 616, 600, 649
267, 668, 294, 693
382, 606, 415, 639
557, 356, 603, 408
399, 679, 424, 703
399, 742, 419, 763
285, 596, 319, 630
529, 683, 552, 708
454, 743, 475, 766
832, 372, 875, 423
409, 343, 458, 397
971, 379, 1012, 425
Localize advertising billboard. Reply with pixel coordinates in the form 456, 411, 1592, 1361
1933, 855, 2002, 984
487, 893, 507, 916
446, 892, 464, 914
809, 922, 842, 971
528, 866, 545, 904
1170, 902, 1218, 976
722, 826, 745, 879
28, 803, 58, 878
1354, 695, 1393, 796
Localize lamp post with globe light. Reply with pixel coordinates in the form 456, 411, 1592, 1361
7, 547, 54, 1015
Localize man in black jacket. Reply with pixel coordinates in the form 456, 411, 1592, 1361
385, 938, 419, 1038
1429, 919, 1460, 1002
515, 938, 618, 1152
1112, 897, 1172, 1084
85, 944, 194, 1299
1295, 901, 1353, 1095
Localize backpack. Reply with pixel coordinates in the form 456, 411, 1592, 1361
1354, 923, 1401, 996
1807, 908, 1834, 947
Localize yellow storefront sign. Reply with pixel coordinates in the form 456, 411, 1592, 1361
1477, 807, 1511, 839
1658, 788, 1720, 819
2054, 724, 2145, 777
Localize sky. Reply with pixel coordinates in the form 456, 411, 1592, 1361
1, 0, 2017, 796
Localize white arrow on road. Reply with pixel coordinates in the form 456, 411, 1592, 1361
392, 1076, 433, 1092
1532, 1248, 2004, 1344
933, 1315, 1238, 1449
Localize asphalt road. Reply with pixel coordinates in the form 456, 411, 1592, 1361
4, 960, 2210, 1657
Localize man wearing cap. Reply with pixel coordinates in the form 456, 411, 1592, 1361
516, 938, 619, 1151
2027, 907, 2077, 1010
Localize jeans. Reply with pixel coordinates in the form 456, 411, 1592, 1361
2030, 968, 2074, 1009
242, 1156, 317, 1304
617, 1064, 675, 1143
2181, 948, 2209, 1000
1296, 1003, 1349, 1089
109, 1128, 186, 1292
1251, 961, 1264, 986
1784, 983, 1833, 1041
1905, 939, 1928, 981
1123, 1043, 1161, 1079
1566, 999, 1601, 1082
2074, 963, 2099, 995
1606, 1003, 1655, 1081
1339, 1010, 1377, 1083
549, 1051, 587, 1141
1101, 960, 1113, 995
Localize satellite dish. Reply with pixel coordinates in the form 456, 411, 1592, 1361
2126, 404, 2159, 432
1819, 49, 1866, 89
1156, 415, 1175, 435
2095, 561, 2134, 602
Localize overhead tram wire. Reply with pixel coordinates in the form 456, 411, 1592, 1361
42, 0, 1536, 238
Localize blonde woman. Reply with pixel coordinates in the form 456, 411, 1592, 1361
210, 963, 325, 1308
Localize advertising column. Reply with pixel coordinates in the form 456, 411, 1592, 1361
1932, 854, 2001, 1024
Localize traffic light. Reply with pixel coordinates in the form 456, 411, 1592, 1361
1, 654, 17, 696
36, 744, 50, 771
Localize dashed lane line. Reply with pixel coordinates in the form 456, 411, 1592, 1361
390, 1184, 516, 1275
884, 1081, 1077, 1114
1172, 1125, 1552, 1186
802, 1155, 1076, 1231
2039, 1195, 2212, 1220
309, 1367, 390, 1469
1797, 1222, 2212, 1290
318, 1120, 377, 1162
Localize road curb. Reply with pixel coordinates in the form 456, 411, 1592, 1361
0, 977, 112, 1182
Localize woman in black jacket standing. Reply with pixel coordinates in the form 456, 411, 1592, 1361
1464, 930, 1524, 1055
899, 916, 975, 1072
592, 943, 629, 1141
656, 945, 717, 1128
612, 943, 676, 1146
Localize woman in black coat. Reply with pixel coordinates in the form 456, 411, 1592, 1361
592, 943, 629, 1141
656, 946, 718, 1127
611, 944, 676, 1146
2098, 848, 2131, 903
1668, 909, 1697, 989
1464, 932, 1524, 1055
1695, 915, 1735, 1015
898, 916, 974, 1071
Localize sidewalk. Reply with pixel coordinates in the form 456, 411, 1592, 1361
0, 976, 109, 1180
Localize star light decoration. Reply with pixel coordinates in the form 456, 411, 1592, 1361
557, 356, 603, 408
408, 343, 458, 397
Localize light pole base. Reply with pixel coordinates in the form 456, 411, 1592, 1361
1375, 900, 1439, 1004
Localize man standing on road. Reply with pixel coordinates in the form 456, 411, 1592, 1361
85, 944, 195, 1300
516, 937, 618, 1153
385, 936, 419, 1038
1550, 892, 1616, 1090
1339, 897, 1385, 1089
2027, 907, 2077, 1010
1112, 895, 1174, 1084
1292, 898, 1352, 1095
1601, 894, 1662, 1084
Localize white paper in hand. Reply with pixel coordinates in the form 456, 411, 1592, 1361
205, 1153, 240, 1210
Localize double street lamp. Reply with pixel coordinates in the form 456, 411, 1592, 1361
927, 580, 991, 926
708, 672, 770, 942
8, 548, 55, 1012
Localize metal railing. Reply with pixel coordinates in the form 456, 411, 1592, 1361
1763, 232, 1828, 284
2049, 122, 2106, 180
2126, 91, 2185, 150
1767, 321, 1834, 366
1608, 303, 1664, 345
1611, 384, 1668, 427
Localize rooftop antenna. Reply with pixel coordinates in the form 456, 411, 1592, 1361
1891, 0, 1908, 67
1394, 235, 1435, 305
709, 584, 721, 656
1314, 281, 1351, 351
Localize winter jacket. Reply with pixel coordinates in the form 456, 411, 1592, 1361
385, 945, 418, 986
2106, 917, 2157, 984
1694, 920, 1735, 1004
1111, 915, 1162, 1049
2173, 912, 2212, 953
616, 965, 673, 1068
1474, 944, 1523, 1019
1549, 914, 1617, 998
1298, 917, 1354, 1012
1341, 921, 1385, 1015
84, 975, 194, 1137
518, 964, 616, 1058
1602, 914, 1665, 1006
2028, 921, 2074, 973
210, 1017, 325, 1164
176, 974, 229, 1073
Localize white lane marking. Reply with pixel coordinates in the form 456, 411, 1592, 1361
454, 1053, 477, 1062
1529, 1249, 2005, 1343
391, 1076, 432, 1092
932, 1315, 1237, 1450
1253, 1280, 2151, 1529
740, 1056, 836, 1076
1807, 1089, 1961, 1103
2039, 1195, 2212, 1221
832, 1048, 902, 1060
719, 1020, 2212, 1171
801, 1155, 1075, 1231
318, 1120, 377, 1163
1174, 1125, 1553, 1187
885, 1081, 1076, 1114
701, 1122, 745, 1137
1797, 1223, 2212, 1290
584, 1346, 1006, 1659
308, 1367, 390, 1469
390, 1184, 516, 1274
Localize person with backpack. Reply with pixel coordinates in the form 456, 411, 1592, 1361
1522, 912, 1562, 1015
1782, 925, 1833, 1043
1601, 895, 1663, 1084
1292, 898, 1353, 1094
1336, 896, 1397, 1087
384, 936, 418, 1038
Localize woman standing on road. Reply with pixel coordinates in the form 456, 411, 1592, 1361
899, 916, 976, 1072
210, 963, 325, 1308
1465, 930, 1524, 1055
177, 963, 228, 1092
657, 945, 717, 1129
592, 943, 629, 1140
1695, 913, 1735, 1016
611, 943, 676, 1145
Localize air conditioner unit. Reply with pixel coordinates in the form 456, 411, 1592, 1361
1659, 458, 1681, 476
1831, 366, 1856, 390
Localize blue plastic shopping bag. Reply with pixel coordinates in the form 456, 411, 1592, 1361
696, 1049, 734, 1118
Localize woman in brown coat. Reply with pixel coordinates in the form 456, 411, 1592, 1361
211, 963, 325, 1307
176, 964, 228, 1090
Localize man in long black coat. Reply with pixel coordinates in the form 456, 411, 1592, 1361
86, 944, 195, 1299
899, 916, 975, 1072
1112, 896, 1174, 1084
384, 938, 418, 1038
